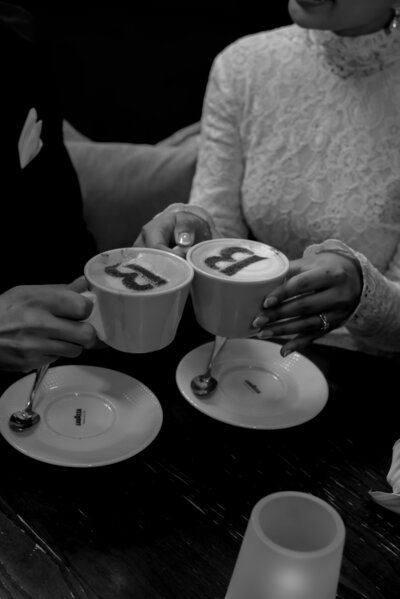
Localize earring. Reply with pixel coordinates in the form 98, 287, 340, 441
389, 5, 400, 34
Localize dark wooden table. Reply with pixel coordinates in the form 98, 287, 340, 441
0, 304, 399, 599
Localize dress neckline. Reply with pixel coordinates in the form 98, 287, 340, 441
298, 24, 400, 77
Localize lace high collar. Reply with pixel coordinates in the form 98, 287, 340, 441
302, 24, 400, 77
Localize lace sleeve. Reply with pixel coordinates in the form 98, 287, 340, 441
305, 239, 400, 353
189, 51, 249, 239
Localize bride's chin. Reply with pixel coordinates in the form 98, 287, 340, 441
288, 0, 335, 30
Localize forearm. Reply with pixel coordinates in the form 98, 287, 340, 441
188, 51, 248, 240
346, 253, 400, 351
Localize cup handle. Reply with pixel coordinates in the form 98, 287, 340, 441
80, 290, 106, 342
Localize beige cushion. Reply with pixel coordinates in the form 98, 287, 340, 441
64, 122, 199, 251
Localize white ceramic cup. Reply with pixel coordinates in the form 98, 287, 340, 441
186, 239, 289, 338
83, 247, 193, 353
225, 491, 345, 599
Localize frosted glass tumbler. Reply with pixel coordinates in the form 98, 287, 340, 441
225, 491, 345, 599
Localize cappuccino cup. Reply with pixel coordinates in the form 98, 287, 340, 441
186, 239, 289, 338
84, 247, 193, 353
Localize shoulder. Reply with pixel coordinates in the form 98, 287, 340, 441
0, 3, 42, 80
215, 25, 305, 70
0, 2, 37, 45
206, 24, 307, 99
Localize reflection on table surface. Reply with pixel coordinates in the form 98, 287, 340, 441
0, 303, 399, 599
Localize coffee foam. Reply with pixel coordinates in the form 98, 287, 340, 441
189, 240, 287, 282
88, 249, 189, 293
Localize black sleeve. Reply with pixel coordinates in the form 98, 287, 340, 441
0, 2, 97, 289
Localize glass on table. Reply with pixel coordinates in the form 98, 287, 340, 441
225, 491, 345, 599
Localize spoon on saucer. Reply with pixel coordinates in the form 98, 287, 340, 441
9, 364, 49, 432
191, 336, 227, 398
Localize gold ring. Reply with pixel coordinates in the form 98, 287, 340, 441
319, 313, 330, 332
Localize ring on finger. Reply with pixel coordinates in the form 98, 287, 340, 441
319, 312, 330, 333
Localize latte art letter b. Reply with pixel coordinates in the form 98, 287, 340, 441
105, 263, 168, 291
204, 246, 266, 276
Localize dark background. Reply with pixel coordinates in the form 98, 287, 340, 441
18, 2, 291, 143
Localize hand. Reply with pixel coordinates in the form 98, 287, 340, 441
135, 203, 219, 257
251, 251, 363, 356
66, 275, 89, 293
67, 276, 107, 350
0, 284, 98, 372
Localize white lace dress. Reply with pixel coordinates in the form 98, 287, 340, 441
189, 24, 400, 354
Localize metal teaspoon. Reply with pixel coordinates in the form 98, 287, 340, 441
9, 364, 49, 432
191, 336, 227, 398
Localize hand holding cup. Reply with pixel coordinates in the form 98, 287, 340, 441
135, 203, 220, 257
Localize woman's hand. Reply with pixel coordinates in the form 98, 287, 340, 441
252, 251, 363, 356
0, 284, 97, 372
135, 203, 220, 257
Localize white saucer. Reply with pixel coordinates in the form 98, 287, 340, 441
0, 365, 163, 467
176, 339, 329, 429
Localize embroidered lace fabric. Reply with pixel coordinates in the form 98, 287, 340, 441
189, 24, 400, 353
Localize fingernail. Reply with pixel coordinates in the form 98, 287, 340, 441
263, 296, 277, 309
281, 349, 292, 358
176, 231, 193, 247
258, 330, 274, 339
252, 316, 268, 328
